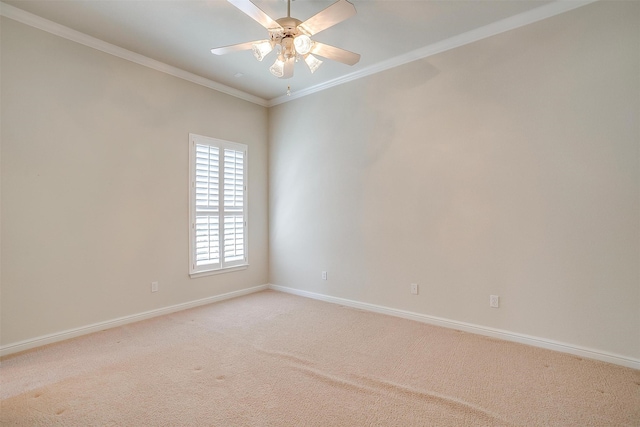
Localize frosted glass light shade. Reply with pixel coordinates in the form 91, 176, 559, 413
304, 54, 323, 74
252, 41, 273, 61
269, 58, 285, 77
294, 35, 312, 55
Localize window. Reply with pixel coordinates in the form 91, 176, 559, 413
189, 134, 247, 277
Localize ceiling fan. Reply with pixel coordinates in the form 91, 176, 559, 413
211, 0, 361, 79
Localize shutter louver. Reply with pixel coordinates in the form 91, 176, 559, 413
195, 216, 219, 265
224, 215, 245, 262
224, 149, 244, 212
195, 145, 219, 209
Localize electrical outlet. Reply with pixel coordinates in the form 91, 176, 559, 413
321, 271, 327, 280
490, 295, 499, 308
151, 281, 159, 292
410, 283, 419, 295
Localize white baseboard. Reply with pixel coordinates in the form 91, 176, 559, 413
0, 284, 269, 357
268, 284, 640, 370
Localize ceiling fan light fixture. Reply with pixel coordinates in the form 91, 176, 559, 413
213, 0, 360, 79
293, 34, 312, 55
304, 54, 323, 73
269, 58, 285, 78
252, 40, 273, 61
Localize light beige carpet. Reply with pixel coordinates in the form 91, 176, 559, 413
1, 290, 639, 426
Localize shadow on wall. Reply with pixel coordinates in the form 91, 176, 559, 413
357, 59, 441, 169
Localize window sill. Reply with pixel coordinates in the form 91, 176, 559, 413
189, 265, 248, 279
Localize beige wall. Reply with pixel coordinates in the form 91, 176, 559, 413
269, 2, 640, 359
2, 2, 639, 362
1, 17, 269, 345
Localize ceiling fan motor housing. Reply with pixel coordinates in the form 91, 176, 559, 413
271, 17, 306, 60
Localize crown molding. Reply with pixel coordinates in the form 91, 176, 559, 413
1, 0, 597, 108
268, 0, 598, 107
0, 2, 269, 107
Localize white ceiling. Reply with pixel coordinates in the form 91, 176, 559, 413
3, 0, 587, 104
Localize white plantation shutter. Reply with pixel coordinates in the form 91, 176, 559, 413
223, 149, 245, 263
189, 134, 247, 276
195, 145, 220, 267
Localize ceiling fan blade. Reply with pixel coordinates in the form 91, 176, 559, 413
227, 0, 282, 31
298, 0, 356, 36
310, 42, 360, 66
211, 41, 259, 55
282, 57, 295, 79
